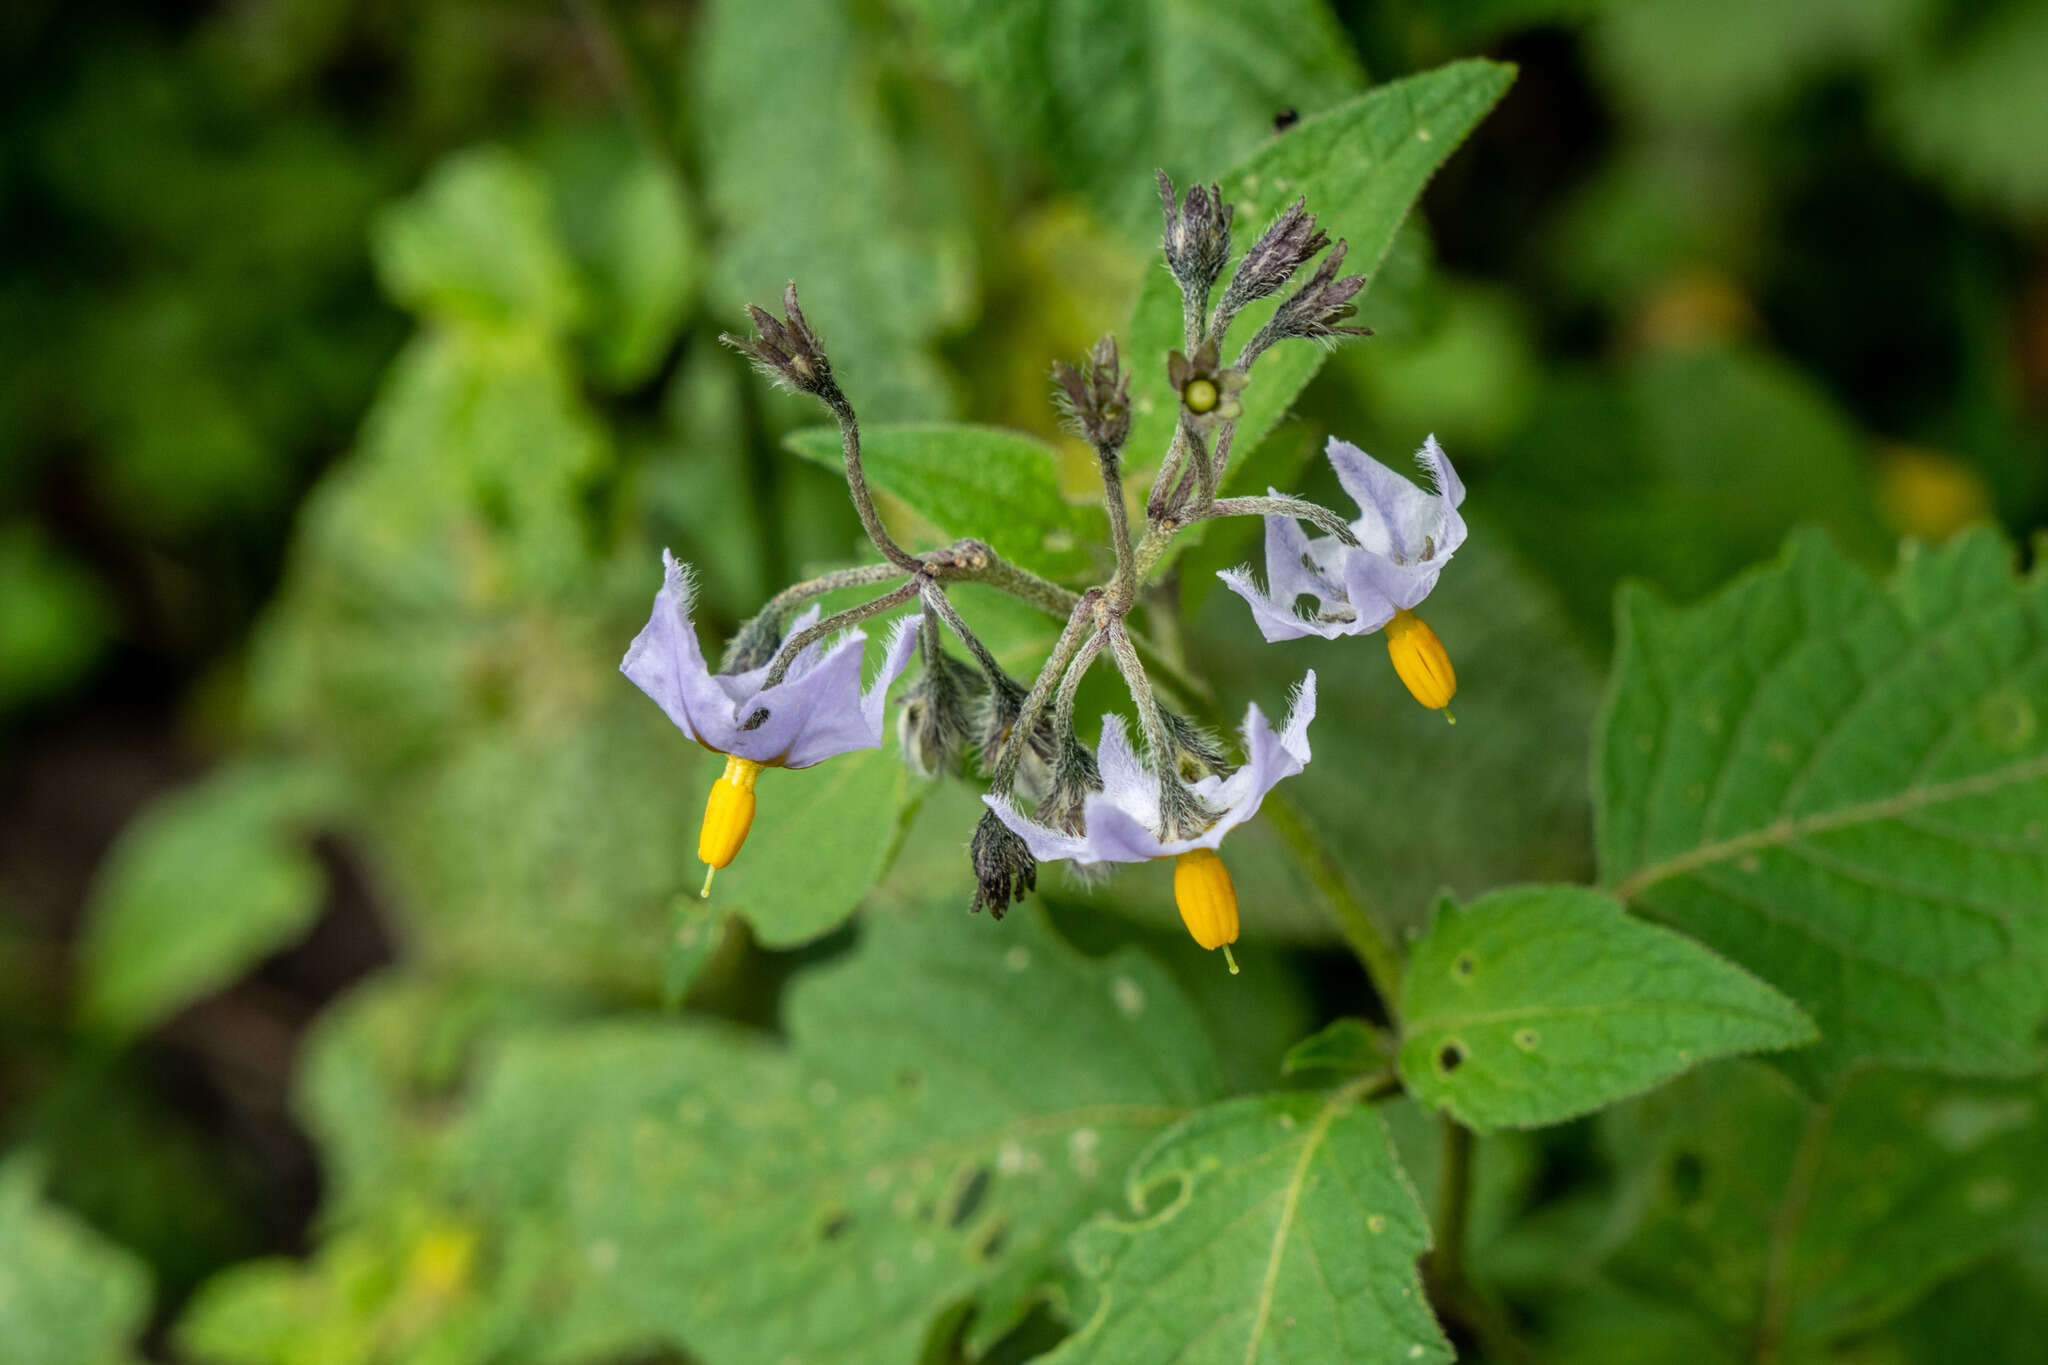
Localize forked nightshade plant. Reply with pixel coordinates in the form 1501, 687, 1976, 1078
623, 172, 1469, 966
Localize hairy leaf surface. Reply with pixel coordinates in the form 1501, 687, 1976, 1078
1123, 60, 1515, 556
1399, 886, 1816, 1129
1598, 529, 2048, 1088
1045, 1089, 1448, 1365
1601, 1061, 2047, 1349
569, 904, 1222, 1363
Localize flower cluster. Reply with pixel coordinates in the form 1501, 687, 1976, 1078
619, 174, 1470, 966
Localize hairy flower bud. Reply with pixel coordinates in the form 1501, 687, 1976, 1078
1157, 170, 1233, 301
1162, 709, 1234, 780
719, 281, 836, 397
1037, 729, 1103, 836
970, 808, 1037, 918
897, 642, 983, 779
1052, 333, 1131, 455
976, 670, 1058, 801
719, 610, 785, 674
1250, 239, 1370, 363
1215, 198, 1329, 332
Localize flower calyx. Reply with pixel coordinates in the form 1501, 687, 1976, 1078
720, 280, 836, 398
1053, 333, 1131, 456
1157, 170, 1234, 303
970, 808, 1037, 919
1168, 338, 1247, 428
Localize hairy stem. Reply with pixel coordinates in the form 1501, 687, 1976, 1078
819, 387, 922, 573
1104, 623, 1173, 772
1098, 451, 1138, 607
1054, 629, 1107, 734
920, 581, 1009, 681
760, 561, 908, 617
762, 581, 919, 687
988, 596, 1101, 796
1207, 494, 1359, 545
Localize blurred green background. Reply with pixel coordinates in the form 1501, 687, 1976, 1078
2, 0, 2044, 1359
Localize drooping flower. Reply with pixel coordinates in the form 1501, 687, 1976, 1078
1218, 436, 1465, 713
984, 673, 1316, 967
622, 551, 918, 892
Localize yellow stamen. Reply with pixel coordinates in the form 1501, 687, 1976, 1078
1184, 377, 1219, 414
1172, 848, 1240, 956
1385, 608, 1457, 713
698, 754, 762, 896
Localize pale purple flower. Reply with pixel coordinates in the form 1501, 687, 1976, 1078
622, 551, 918, 768
1219, 435, 1466, 642
985, 672, 1316, 864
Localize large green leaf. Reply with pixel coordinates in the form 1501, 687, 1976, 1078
786, 422, 1106, 580
568, 902, 1223, 1363
692, 0, 974, 419
1398, 886, 1815, 1130
0, 1158, 151, 1365
1122, 60, 1515, 554
900, 0, 1362, 231
370, 145, 586, 334
75, 758, 338, 1039
1600, 1061, 2047, 1350
1046, 1088, 1448, 1365
1597, 528, 2048, 1090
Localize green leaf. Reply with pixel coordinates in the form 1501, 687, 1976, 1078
1600, 1061, 2047, 1349
568, 903, 1223, 1363
1495, 345, 1889, 645
75, 758, 337, 1038
786, 422, 1106, 580
1398, 886, 1816, 1130
1281, 1018, 1397, 1079
370, 146, 586, 333
712, 742, 919, 949
1122, 59, 1515, 557
536, 122, 701, 389
0, 1158, 151, 1365
0, 523, 112, 715
692, 0, 974, 419
1046, 1089, 1448, 1365
1882, 3, 2048, 219
1597, 528, 2048, 1089
900, 0, 1363, 232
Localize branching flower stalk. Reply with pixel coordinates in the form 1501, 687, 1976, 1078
627, 170, 1465, 995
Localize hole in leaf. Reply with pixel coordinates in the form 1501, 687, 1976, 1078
1670, 1150, 1705, 1206
946, 1166, 992, 1230
1514, 1028, 1539, 1050
974, 1220, 1010, 1262
1438, 1043, 1465, 1074
819, 1211, 852, 1243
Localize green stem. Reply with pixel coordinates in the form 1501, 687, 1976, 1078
1261, 790, 1405, 1021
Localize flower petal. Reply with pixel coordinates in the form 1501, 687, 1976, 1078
621, 551, 750, 752
1328, 437, 1459, 564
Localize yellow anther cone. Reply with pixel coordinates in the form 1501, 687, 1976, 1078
699, 754, 762, 896
1173, 848, 1240, 970
1385, 608, 1457, 717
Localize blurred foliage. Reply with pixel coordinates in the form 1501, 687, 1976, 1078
3, 0, 2046, 1361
